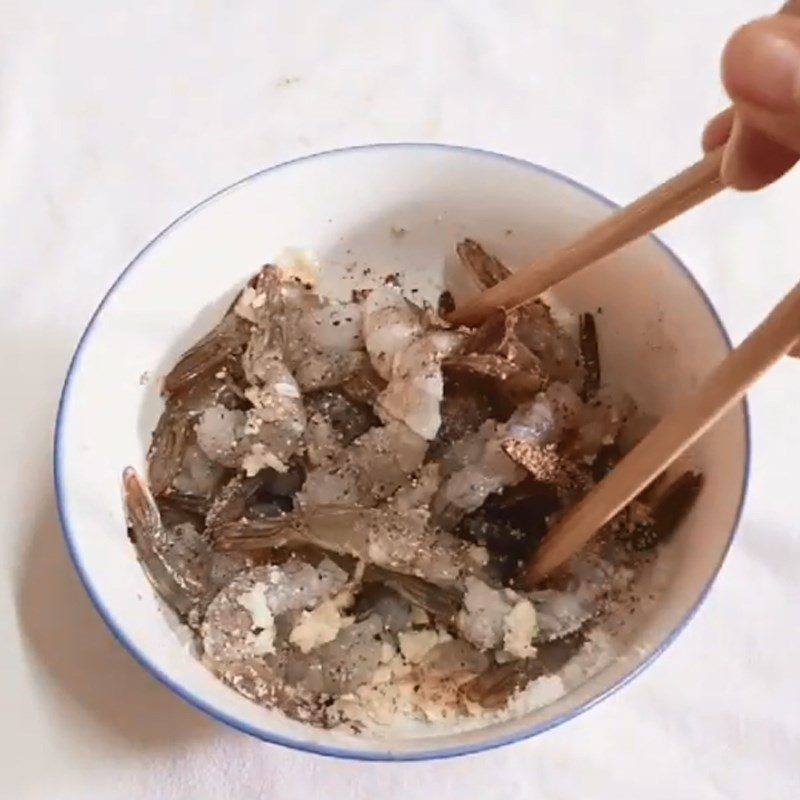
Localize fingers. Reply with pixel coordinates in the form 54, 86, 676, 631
721, 116, 799, 189
714, 15, 800, 188
722, 16, 800, 117
702, 108, 734, 151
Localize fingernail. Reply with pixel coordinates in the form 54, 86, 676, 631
728, 32, 800, 112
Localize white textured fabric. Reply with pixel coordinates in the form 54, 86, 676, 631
2, 1, 799, 797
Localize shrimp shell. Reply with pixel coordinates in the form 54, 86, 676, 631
362, 565, 463, 623
626, 471, 705, 551
339, 363, 387, 406
163, 313, 251, 397
157, 491, 212, 525
206, 473, 274, 528
451, 310, 546, 402
123, 467, 197, 618
213, 506, 472, 584
456, 239, 512, 288
147, 403, 193, 496
239, 334, 307, 472
514, 301, 583, 389
461, 631, 586, 708
211, 507, 370, 557
579, 313, 600, 400
461, 661, 531, 709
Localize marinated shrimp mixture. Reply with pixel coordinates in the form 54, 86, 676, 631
123, 240, 703, 731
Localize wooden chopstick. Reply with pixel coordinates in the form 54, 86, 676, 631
524, 278, 800, 586
448, 148, 725, 326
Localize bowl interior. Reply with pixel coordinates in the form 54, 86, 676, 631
56, 145, 747, 760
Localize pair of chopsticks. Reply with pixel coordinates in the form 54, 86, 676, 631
447, 147, 800, 586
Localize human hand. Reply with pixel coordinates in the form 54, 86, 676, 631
704, 3, 800, 356
703, 1, 800, 190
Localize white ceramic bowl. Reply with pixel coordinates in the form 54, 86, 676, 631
55, 144, 749, 760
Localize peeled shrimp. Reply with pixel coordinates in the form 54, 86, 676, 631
431, 421, 526, 529
171, 443, 226, 497
284, 300, 367, 392
361, 285, 425, 380
240, 264, 365, 392
377, 330, 465, 440
304, 390, 378, 467
238, 322, 307, 474
300, 420, 427, 508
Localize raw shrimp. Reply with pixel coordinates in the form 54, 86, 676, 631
304, 390, 379, 467
284, 614, 386, 696
513, 301, 584, 389
126, 239, 707, 731
461, 632, 585, 709
390, 462, 441, 513
280, 298, 368, 392
163, 311, 251, 397
291, 301, 366, 389
149, 366, 244, 496
201, 556, 350, 718
239, 324, 307, 475
377, 330, 465, 440
171, 443, 226, 497
361, 285, 425, 380
147, 402, 194, 496
195, 405, 247, 468
339, 362, 387, 406
241, 263, 366, 393
498, 383, 589, 488
461, 661, 532, 709
205, 468, 299, 529
299, 420, 428, 508
123, 467, 212, 620
431, 421, 526, 529
362, 565, 462, 624
156, 490, 212, 525
446, 310, 545, 404
213, 505, 474, 584
232, 263, 285, 327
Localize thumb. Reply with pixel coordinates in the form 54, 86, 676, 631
721, 15, 800, 188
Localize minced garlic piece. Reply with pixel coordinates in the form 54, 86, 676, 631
237, 583, 277, 655
503, 599, 538, 659
289, 600, 351, 653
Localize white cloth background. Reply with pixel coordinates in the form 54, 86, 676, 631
2, 1, 798, 797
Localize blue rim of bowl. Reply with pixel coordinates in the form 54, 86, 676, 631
54, 143, 751, 761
